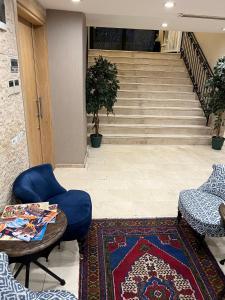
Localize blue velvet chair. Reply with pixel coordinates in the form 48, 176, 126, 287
0, 251, 77, 300
13, 164, 92, 253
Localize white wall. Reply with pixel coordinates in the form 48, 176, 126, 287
46, 10, 87, 166
195, 32, 225, 69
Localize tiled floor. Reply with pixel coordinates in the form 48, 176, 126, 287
16, 145, 225, 297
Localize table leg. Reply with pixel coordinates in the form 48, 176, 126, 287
77, 237, 86, 254
33, 260, 65, 286
25, 263, 30, 288
14, 263, 24, 279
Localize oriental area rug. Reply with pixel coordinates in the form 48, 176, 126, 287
79, 218, 225, 300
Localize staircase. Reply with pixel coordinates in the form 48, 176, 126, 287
88, 49, 211, 145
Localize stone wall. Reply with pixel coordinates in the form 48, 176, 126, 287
0, 0, 29, 206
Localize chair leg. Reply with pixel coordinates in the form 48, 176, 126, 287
77, 237, 87, 255
177, 209, 182, 224
195, 231, 205, 251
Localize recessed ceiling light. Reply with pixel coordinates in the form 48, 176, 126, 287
72, 0, 81, 2
164, 1, 175, 8
162, 23, 168, 28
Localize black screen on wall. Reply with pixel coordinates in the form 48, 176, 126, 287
0, 0, 6, 24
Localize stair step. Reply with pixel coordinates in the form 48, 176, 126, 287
98, 134, 211, 145
119, 83, 193, 92
89, 49, 180, 60
89, 56, 183, 66
105, 106, 203, 116
88, 124, 211, 135
91, 61, 186, 72
118, 90, 196, 100
118, 76, 191, 85
118, 69, 189, 78
116, 98, 200, 108
110, 63, 186, 72
88, 114, 206, 126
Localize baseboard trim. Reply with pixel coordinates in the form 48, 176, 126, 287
55, 151, 88, 169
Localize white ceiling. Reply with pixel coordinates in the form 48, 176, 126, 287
38, 0, 225, 33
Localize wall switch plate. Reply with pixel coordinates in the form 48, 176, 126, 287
11, 58, 18, 73
8, 80, 15, 96
9, 80, 14, 87
8, 79, 20, 95
14, 79, 20, 94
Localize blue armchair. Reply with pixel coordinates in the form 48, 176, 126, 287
13, 164, 92, 253
0, 251, 77, 300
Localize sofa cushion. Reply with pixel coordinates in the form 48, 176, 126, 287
49, 190, 92, 241
198, 164, 225, 201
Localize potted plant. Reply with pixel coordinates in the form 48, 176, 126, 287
86, 56, 120, 148
206, 56, 225, 150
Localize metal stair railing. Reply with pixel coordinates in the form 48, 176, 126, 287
180, 32, 213, 125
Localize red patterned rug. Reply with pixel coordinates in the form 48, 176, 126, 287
79, 218, 225, 300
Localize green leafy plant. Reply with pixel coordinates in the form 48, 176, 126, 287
206, 56, 225, 137
86, 56, 120, 136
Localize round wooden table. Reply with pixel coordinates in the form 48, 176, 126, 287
0, 210, 67, 288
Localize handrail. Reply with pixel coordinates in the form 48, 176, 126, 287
180, 32, 213, 125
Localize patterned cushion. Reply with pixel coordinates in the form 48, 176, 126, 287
179, 189, 225, 236
0, 252, 77, 300
198, 164, 225, 201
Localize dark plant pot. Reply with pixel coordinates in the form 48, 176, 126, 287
90, 134, 103, 148
212, 136, 225, 150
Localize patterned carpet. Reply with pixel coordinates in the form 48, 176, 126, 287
79, 218, 225, 300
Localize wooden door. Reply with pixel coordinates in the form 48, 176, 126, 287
18, 17, 54, 166
33, 25, 54, 165
18, 17, 43, 165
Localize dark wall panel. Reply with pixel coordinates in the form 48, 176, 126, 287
91, 27, 158, 52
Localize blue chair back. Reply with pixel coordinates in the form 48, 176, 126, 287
13, 164, 66, 203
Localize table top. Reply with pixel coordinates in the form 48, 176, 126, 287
0, 210, 67, 257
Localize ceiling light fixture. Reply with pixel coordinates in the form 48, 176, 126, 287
162, 23, 168, 28
72, 0, 81, 2
164, 1, 175, 8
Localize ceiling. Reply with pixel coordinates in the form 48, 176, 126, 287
38, 0, 225, 33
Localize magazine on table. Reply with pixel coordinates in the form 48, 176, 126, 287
0, 223, 6, 238
0, 221, 47, 241
0, 203, 58, 242
3, 217, 47, 242
1, 202, 49, 219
